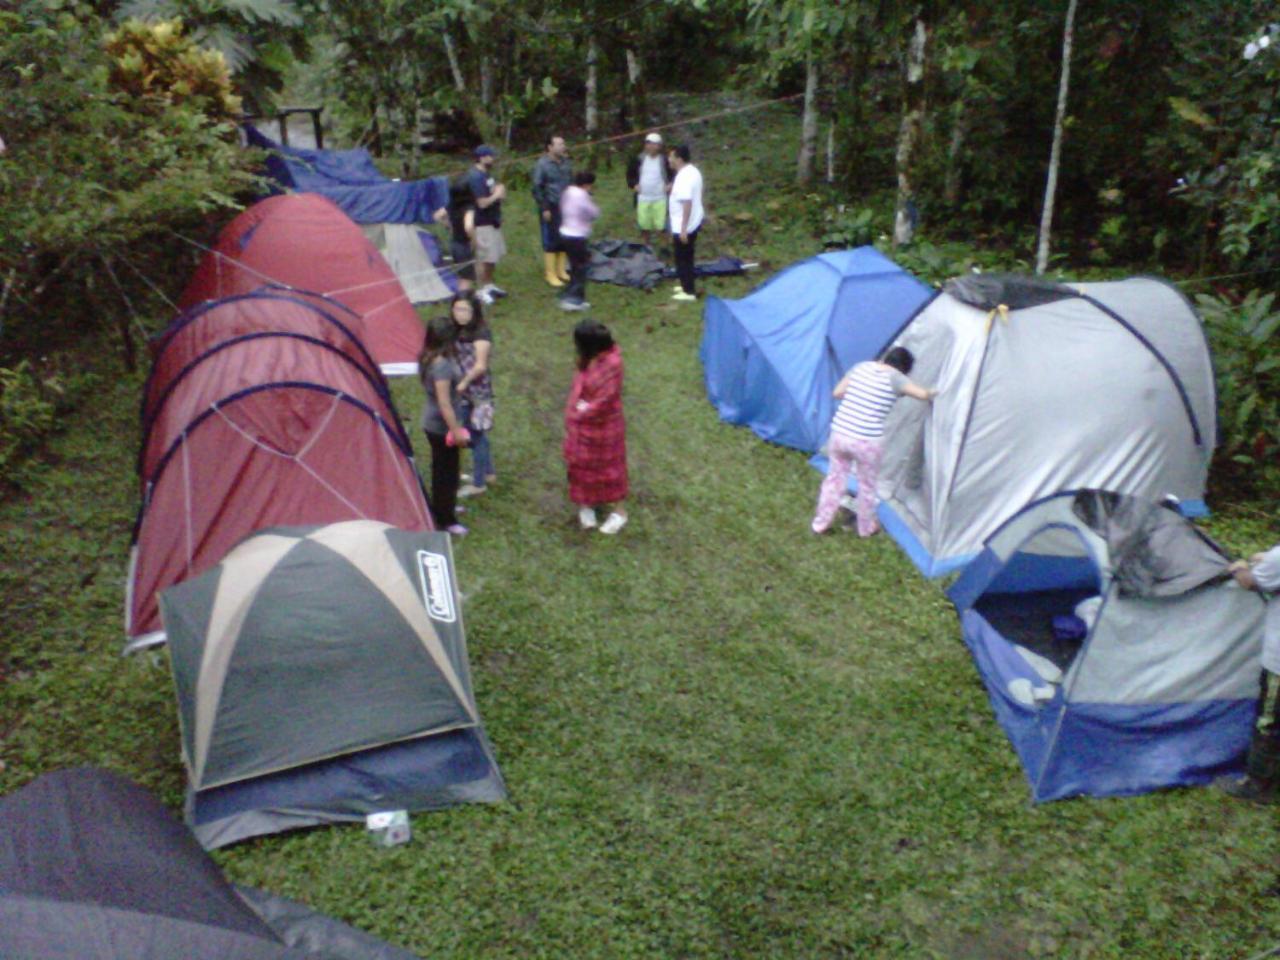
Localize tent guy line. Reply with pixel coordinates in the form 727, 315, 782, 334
168, 228, 477, 302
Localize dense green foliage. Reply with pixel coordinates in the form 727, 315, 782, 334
3, 110, 1278, 955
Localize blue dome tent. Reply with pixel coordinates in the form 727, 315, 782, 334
699, 247, 933, 454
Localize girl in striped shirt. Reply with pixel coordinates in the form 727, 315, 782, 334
812, 347, 935, 537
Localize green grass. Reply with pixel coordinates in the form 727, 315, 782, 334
3, 97, 1279, 959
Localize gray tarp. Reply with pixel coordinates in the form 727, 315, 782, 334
0, 768, 420, 960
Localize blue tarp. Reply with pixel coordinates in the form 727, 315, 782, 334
246, 126, 450, 225
700, 247, 933, 454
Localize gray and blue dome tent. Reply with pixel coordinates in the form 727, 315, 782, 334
700, 247, 932, 453
875, 275, 1217, 576
947, 490, 1265, 802
159, 520, 505, 848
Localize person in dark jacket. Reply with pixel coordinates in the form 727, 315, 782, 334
531, 134, 573, 287
625, 132, 673, 248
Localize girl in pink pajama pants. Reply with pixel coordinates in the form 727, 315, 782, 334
811, 347, 935, 537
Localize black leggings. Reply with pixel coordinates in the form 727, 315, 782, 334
560, 235, 591, 302
674, 227, 699, 294
425, 431, 460, 528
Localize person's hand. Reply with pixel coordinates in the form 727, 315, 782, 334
1251, 552, 1268, 566
928, 388, 940, 402
575, 399, 589, 413
448, 426, 471, 448
542, 209, 552, 223
632, 184, 640, 193
432, 207, 448, 225
679, 231, 688, 244
493, 184, 506, 200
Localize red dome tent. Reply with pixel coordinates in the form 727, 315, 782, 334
127, 291, 432, 648
179, 195, 426, 375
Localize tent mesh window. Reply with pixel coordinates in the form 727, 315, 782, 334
972, 525, 1103, 673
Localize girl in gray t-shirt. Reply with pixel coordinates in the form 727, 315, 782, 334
418, 316, 470, 535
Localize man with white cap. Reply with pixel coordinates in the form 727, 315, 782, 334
625, 132, 673, 249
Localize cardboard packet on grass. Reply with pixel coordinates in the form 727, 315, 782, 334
366, 810, 411, 847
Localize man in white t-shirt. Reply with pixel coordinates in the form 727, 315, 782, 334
667, 144, 704, 301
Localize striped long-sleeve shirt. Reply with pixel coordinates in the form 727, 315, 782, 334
831, 362, 909, 441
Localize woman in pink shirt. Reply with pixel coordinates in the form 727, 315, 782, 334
558, 171, 599, 312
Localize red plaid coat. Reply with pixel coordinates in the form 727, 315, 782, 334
563, 345, 628, 506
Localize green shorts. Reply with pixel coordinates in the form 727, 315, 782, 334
636, 198, 666, 232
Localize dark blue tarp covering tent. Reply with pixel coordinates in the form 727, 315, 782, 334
246, 126, 449, 225
700, 247, 933, 453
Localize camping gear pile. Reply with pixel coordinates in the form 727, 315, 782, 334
586, 239, 749, 291
246, 126, 455, 307
702, 251, 1265, 800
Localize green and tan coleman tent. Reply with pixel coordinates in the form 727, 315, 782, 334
160, 520, 505, 849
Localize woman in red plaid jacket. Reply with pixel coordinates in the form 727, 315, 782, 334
564, 320, 628, 535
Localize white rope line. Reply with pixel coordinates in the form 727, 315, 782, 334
294, 392, 342, 462
181, 434, 195, 575
116, 254, 181, 311
169, 231, 295, 292
377, 412, 433, 528
210, 400, 370, 519
169, 228, 476, 303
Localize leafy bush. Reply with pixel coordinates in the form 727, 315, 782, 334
105, 18, 242, 120
818, 205, 877, 250
0, 3, 259, 356
1198, 290, 1280, 499
0, 362, 60, 477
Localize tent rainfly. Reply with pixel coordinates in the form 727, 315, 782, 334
160, 521, 506, 849
947, 490, 1265, 801
178, 194, 430, 375
875, 274, 1217, 576
127, 290, 431, 648
0, 767, 422, 959
700, 247, 933, 454
244, 126, 456, 308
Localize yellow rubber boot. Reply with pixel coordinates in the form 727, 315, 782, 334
544, 252, 565, 287
555, 251, 571, 283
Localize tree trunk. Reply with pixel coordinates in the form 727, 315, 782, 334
797, 53, 820, 185
479, 54, 494, 108
944, 96, 968, 206
443, 30, 466, 93
585, 33, 600, 164
826, 120, 835, 183
625, 47, 647, 129
1035, 0, 1079, 275
894, 15, 929, 247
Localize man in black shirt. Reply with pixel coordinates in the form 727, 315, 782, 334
468, 145, 508, 304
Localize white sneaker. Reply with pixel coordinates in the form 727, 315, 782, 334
458, 483, 487, 498
578, 507, 598, 529
671, 291, 697, 302
476, 288, 495, 305
599, 512, 628, 535
487, 284, 509, 299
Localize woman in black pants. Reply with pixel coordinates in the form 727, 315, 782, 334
558, 171, 600, 311
418, 316, 471, 536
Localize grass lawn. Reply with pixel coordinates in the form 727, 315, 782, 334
2, 98, 1278, 959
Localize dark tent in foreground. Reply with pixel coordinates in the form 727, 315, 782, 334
160, 521, 506, 848
0, 767, 420, 960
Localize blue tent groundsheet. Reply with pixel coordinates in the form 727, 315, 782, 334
700, 247, 932, 454
247, 126, 449, 225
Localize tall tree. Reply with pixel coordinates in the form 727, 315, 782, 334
893, 9, 930, 247
1035, 0, 1080, 274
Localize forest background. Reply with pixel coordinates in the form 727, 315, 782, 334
2, 0, 1277, 500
